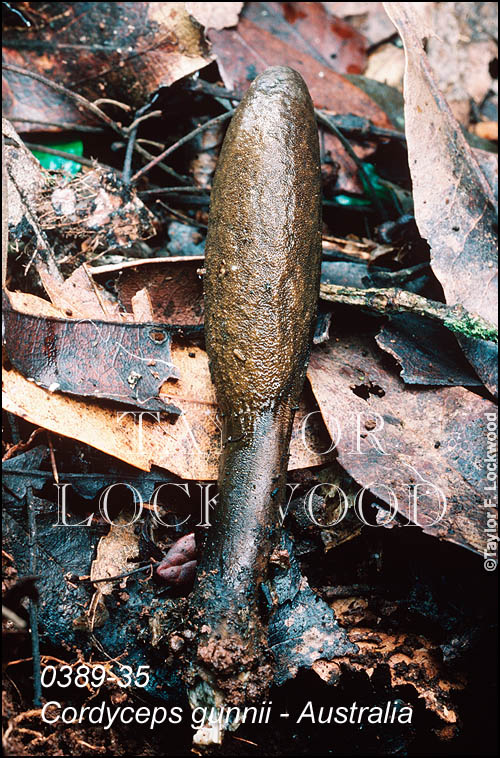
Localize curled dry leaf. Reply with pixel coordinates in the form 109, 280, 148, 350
2, 2, 213, 129
384, 2, 498, 395
307, 333, 496, 556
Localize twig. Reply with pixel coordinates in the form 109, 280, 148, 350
10, 118, 105, 133
92, 98, 131, 112
26, 488, 42, 708
22, 142, 114, 172
2, 63, 186, 183
320, 283, 498, 342
319, 112, 406, 143
6, 161, 63, 281
185, 80, 406, 142
2, 63, 124, 134
46, 432, 59, 485
316, 110, 385, 218
90, 562, 160, 583
156, 200, 208, 229
131, 110, 234, 184
122, 107, 162, 185
125, 109, 162, 134
139, 186, 210, 195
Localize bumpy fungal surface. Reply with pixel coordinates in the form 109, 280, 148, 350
186, 66, 322, 716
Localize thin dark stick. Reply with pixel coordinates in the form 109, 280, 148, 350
10, 118, 105, 134
3, 63, 186, 183
185, 81, 406, 142
156, 200, 208, 230
122, 127, 138, 185
139, 186, 210, 195
2, 63, 124, 135
131, 110, 234, 184
6, 162, 62, 280
23, 142, 115, 172
122, 104, 162, 184
91, 561, 160, 583
316, 110, 385, 218
26, 488, 42, 708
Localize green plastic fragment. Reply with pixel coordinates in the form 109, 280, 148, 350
31, 139, 84, 175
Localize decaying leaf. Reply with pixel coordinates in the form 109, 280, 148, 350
384, 2, 498, 395
3, 292, 182, 414
2, 2, 213, 130
36, 168, 156, 252
186, 2, 243, 31
3, 351, 333, 479
324, 628, 464, 728
95, 256, 205, 325
376, 314, 483, 387
242, 2, 368, 75
90, 515, 141, 596
307, 332, 496, 555
269, 533, 357, 686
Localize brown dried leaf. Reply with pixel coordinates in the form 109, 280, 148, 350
207, 15, 390, 121
39, 265, 125, 320
3, 294, 181, 413
3, 354, 331, 479
186, 2, 243, 31
90, 515, 141, 595
242, 2, 367, 75
384, 2, 498, 395
376, 315, 483, 387
97, 256, 205, 326
307, 333, 495, 555
323, 2, 396, 46
2, 2, 213, 130
328, 628, 464, 727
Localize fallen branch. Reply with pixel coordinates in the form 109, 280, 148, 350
320, 283, 498, 343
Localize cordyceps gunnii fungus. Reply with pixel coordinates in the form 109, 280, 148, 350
185, 66, 322, 744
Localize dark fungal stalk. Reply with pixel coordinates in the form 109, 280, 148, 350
184, 67, 322, 741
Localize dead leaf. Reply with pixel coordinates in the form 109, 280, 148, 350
39, 264, 125, 320
424, 2, 498, 125
207, 15, 391, 121
269, 533, 357, 686
36, 168, 156, 253
384, 2, 498, 395
330, 628, 464, 727
242, 2, 367, 75
376, 314, 483, 387
90, 515, 141, 595
186, 2, 243, 31
3, 353, 332, 479
3, 293, 182, 413
307, 333, 496, 555
2, 2, 213, 130
99, 256, 205, 326
324, 2, 396, 46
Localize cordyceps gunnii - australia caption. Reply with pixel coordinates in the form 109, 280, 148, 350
184, 66, 322, 732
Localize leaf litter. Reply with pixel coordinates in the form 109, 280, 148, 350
2, 3, 498, 755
